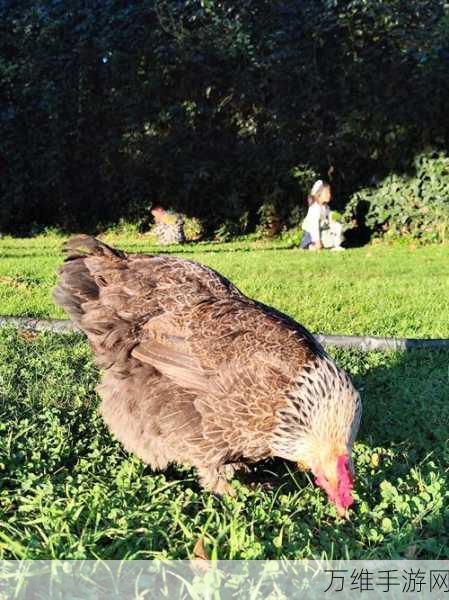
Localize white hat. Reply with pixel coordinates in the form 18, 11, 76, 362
310, 179, 324, 195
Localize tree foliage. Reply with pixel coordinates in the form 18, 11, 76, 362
1, 0, 449, 234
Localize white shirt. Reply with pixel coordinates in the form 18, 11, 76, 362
302, 202, 330, 243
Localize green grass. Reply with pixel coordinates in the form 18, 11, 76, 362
0, 234, 448, 559
0, 329, 448, 560
1, 233, 449, 337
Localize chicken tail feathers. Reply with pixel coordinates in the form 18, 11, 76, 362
54, 237, 139, 370
62, 234, 125, 261
52, 235, 125, 325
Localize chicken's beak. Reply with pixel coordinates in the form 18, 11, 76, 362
296, 460, 308, 472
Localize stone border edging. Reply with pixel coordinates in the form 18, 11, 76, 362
1, 316, 449, 351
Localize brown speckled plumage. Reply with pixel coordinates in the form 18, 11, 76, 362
54, 236, 361, 501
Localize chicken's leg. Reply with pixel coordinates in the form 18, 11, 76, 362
197, 464, 237, 496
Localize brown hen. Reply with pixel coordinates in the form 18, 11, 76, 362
53, 236, 362, 514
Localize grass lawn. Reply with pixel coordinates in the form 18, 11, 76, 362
0, 234, 448, 559
1, 233, 449, 337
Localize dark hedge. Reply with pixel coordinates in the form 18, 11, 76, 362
1, 0, 448, 234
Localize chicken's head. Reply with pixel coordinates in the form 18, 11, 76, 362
271, 355, 361, 517
310, 452, 354, 517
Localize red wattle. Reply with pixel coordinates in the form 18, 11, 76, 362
336, 454, 354, 508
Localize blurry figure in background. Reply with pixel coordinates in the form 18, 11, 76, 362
150, 206, 185, 245
300, 180, 345, 251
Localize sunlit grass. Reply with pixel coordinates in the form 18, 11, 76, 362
1, 234, 449, 337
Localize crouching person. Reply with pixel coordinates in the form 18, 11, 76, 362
300, 180, 345, 251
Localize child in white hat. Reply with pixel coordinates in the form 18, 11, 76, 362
300, 180, 345, 251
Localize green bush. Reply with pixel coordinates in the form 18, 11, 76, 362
257, 202, 282, 238
183, 216, 204, 242
102, 219, 145, 237
255, 165, 317, 239
330, 210, 343, 224
279, 226, 304, 247
214, 212, 249, 242
344, 152, 449, 243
